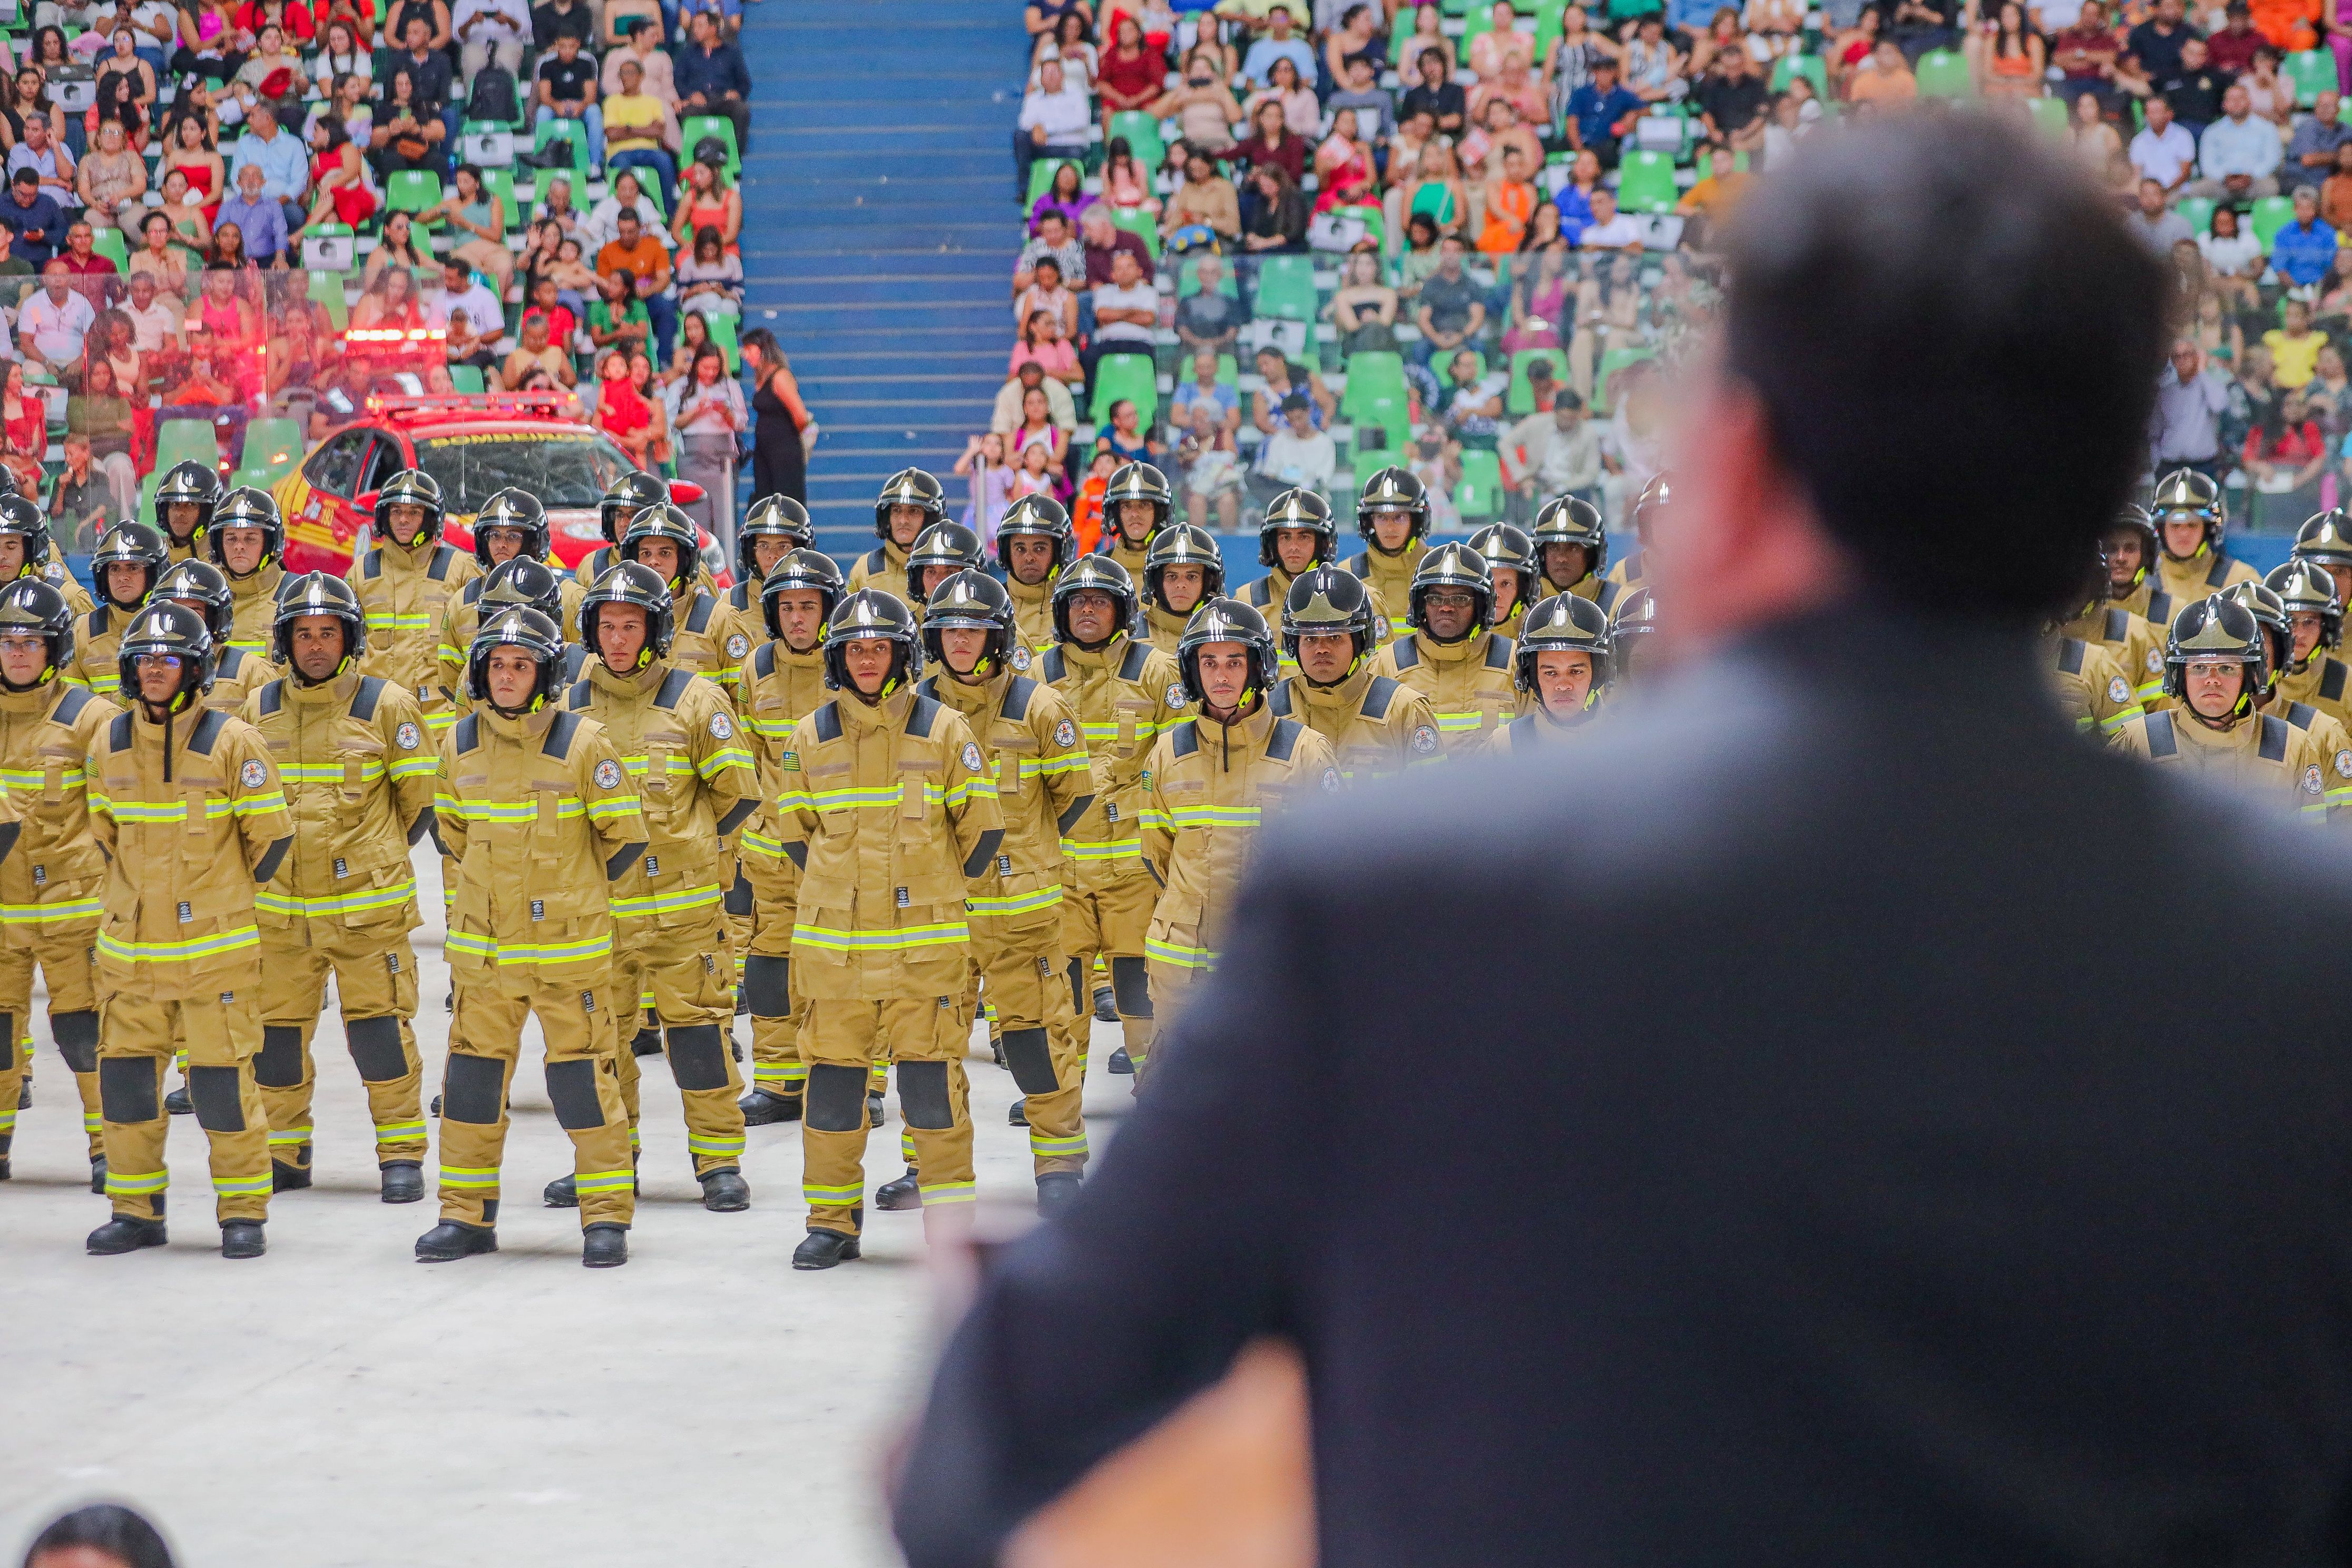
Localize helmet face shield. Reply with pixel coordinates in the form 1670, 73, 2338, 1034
821, 589, 922, 695
1052, 555, 1140, 647
465, 606, 567, 714
1177, 596, 1278, 708
2164, 595, 2268, 714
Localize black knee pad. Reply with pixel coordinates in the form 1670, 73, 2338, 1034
345, 1016, 408, 1083
1110, 956, 1153, 1019
252, 1025, 306, 1089
1001, 1026, 1060, 1095
543, 1057, 607, 1130
897, 1060, 955, 1130
1066, 957, 1086, 1017
724, 871, 754, 917
441, 1053, 507, 1125
743, 955, 790, 1018
51, 1009, 97, 1074
187, 1065, 246, 1132
98, 1054, 159, 1123
805, 1063, 868, 1132
667, 1024, 730, 1092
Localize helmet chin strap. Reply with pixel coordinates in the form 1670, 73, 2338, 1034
0, 660, 53, 694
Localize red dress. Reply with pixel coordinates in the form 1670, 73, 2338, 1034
312, 147, 376, 226
177, 160, 220, 225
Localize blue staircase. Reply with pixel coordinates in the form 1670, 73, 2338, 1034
738, 0, 1018, 558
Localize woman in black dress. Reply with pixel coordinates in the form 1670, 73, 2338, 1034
739, 327, 811, 506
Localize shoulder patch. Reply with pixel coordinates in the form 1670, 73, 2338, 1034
396, 720, 422, 749
1118, 640, 1151, 683
726, 632, 750, 661
1321, 765, 1342, 791
1041, 646, 1066, 684
2305, 762, 2325, 795
1483, 635, 1512, 670
2337, 748, 2352, 780
1392, 639, 1420, 671
462, 578, 484, 605
427, 545, 455, 582
239, 757, 268, 789
906, 694, 942, 739
187, 709, 226, 756
1265, 717, 1301, 763
1409, 722, 1440, 756
780, 749, 800, 771
2104, 607, 2129, 642
709, 711, 734, 741
257, 679, 284, 717
1053, 716, 1077, 750
814, 703, 842, 744
567, 680, 593, 710
1002, 674, 1036, 723
961, 739, 983, 771
685, 594, 716, 634
2057, 638, 2085, 676
2106, 675, 2130, 705
1170, 719, 1200, 758
593, 757, 623, 790
1166, 681, 1187, 710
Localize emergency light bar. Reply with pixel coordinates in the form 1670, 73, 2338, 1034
361, 391, 577, 414
345, 327, 449, 345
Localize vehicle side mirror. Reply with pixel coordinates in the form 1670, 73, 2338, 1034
353, 488, 380, 512
669, 479, 705, 506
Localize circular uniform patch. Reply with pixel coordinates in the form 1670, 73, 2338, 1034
1409, 723, 1439, 756
1011, 645, 1032, 672
709, 711, 734, 741
1321, 767, 1342, 792
593, 758, 623, 790
726, 633, 749, 660
1053, 717, 1077, 749
2304, 763, 2325, 795
395, 720, 421, 750
1167, 681, 1188, 709
2146, 649, 2163, 674
2336, 748, 2352, 780
2106, 675, 2131, 705
962, 741, 984, 771
239, 758, 267, 789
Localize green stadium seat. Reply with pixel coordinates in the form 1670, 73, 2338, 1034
480, 168, 520, 234
449, 364, 487, 394
681, 114, 740, 175
2175, 195, 2216, 236
1595, 346, 1654, 411
1178, 256, 1239, 297
1090, 352, 1159, 429
306, 268, 349, 330
2251, 192, 2298, 248
534, 117, 590, 173
231, 418, 305, 489
1615, 150, 1678, 214
1331, 202, 1385, 251
2286, 48, 2337, 106
1110, 207, 1162, 257
1340, 350, 1410, 449
1506, 348, 1569, 414
1352, 443, 1400, 489
1253, 254, 1319, 321
1914, 48, 1971, 96
1027, 157, 1081, 204
138, 468, 161, 526
1106, 110, 1165, 174
153, 419, 221, 471
705, 311, 741, 374
1455, 448, 1504, 521
2027, 95, 2069, 136
1770, 54, 1829, 96
89, 226, 127, 267
386, 170, 445, 221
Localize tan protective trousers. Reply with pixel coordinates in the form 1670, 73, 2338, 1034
612, 910, 746, 1177
255, 926, 427, 1172
800, 995, 970, 1239
1062, 874, 1158, 1074
0, 929, 102, 1165
99, 990, 271, 1223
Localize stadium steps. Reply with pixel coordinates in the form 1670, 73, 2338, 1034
739, 0, 1019, 541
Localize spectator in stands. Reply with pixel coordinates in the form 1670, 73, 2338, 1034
587, 264, 651, 356
2050, 0, 2124, 113
592, 347, 656, 465
228, 99, 308, 232
1256, 389, 1334, 493
2267, 296, 2328, 387
1696, 46, 1769, 153
2186, 83, 2284, 200
1314, 107, 1377, 212
994, 354, 1076, 434
352, 260, 423, 335
535, 29, 604, 173
1239, 161, 1307, 251
1249, 341, 1332, 429
1097, 16, 1164, 127
1163, 147, 1241, 240
1152, 48, 1243, 153
1027, 160, 1086, 236
388, 12, 458, 134
229, 23, 307, 128
585, 168, 666, 251
123, 256, 182, 343
1010, 381, 1069, 475
1472, 55, 1549, 131
2286, 89, 2352, 192
1174, 252, 1243, 356
1097, 397, 1158, 466
1013, 252, 1077, 339
1245, 55, 1319, 138
1327, 246, 1398, 354
1239, 4, 1315, 86
1412, 234, 1485, 366
372, 68, 450, 180
1233, 95, 1308, 187
213, 161, 290, 267
2125, 175, 2194, 251
1086, 244, 1159, 385
2272, 188, 2344, 289
1015, 57, 1092, 205
1577, 185, 1647, 249
360, 208, 427, 291
1173, 347, 1240, 432
531, 0, 593, 51
605, 58, 680, 207
79, 119, 146, 235
673, 155, 741, 252
1848, 37, 1919, 101
1475, 144, 1538, 253
455, 0, 529, 78
2154, 336, 2232, 479
5, 114, 73, 209
1400, 46, 1467, 137
1080, 197, 1152, 284
430, 252, 503, 335
1564, 57, 1644, 167
956, 430, 1015, 540
1015, 207, 1084, 295
597, 206, 677, 358
66, 358, 137, 516
2247, 385, 2329, 526
20, 258, 93, 372
1397, 134, 1467, 241
2129, 94, 2197, 192
602, 16, 673, 104
502, 307, 575, 387
674, 223, 741, 317
1507, 390, 1603, 514
1012, 305, 1083, 387
2325, 140, 2352, 228
57, 220, 117, 303
51, 433, 116, 550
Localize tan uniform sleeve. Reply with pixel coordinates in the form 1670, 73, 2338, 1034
433, 733, 470, 861
83, 733, 114, 859
376, 683, 440, 832
1030, 686, 1094, 829
575, 722, 650, 866
686, 680, 757, 827
937, 711, 1005, 871
773, 716, 820, 850
1394, 687, 1445, 770
223, 723, 291, 875
1138, 733, 1174, 887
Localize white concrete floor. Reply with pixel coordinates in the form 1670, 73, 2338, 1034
0, 846, 1133, 1567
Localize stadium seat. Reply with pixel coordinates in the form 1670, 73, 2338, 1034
89, 226, 126, 267
1090, 352, 1159, 428
1615, 150, 1678, 214
1178, 256, 1239, 297
1455, 448, 1504, 521
1770, 54, 1829, 97
705, 311, 741, 373
449, 364, 487, 394
2251, 192, 2297, 248
2027, 95, 2069, 136
2175, 195, 2216, 236
1027, 158, 1080, 204
137, 468, 161, 527
481, 168, 520, 233
231, 417, 306, 489
534, 117, 590, 173
1254, 254, 1319, 321
1595, 346, 1654, 411
1110, 207, 1162, 257
1353, 443, 1400, 489
1506, 349, 1569, 414
153, 419, 221, 471
1340, 350, 1410, 449
2286, 48, 2336, 106
681, 114, 740, 176
1914, 48, 1971, 96
387, 170, 445, 221
306, 269, 349, 330
1106, 110, 1165, 174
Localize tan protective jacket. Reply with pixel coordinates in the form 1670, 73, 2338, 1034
86, 703, 290, 997
1374, 630, 1525, 754
241, 671, 437, 939
1038, 633, 1188, 893
923, 666, 1091, 924
2110, 705, 2339, 825
773, 684, 1003, 1000
1345, 540, 1424, 639
1270, 664, 1443, 780
0, 679, 112, 944
222, 560, 287, 659
352, 538, 479, 724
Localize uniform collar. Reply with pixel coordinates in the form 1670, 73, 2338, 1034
285, 668, 362, 705
1292, 661, 1372, 712
1060, 633, 1130, 672
1415, 627, 1489, 665
930, 664, 1007, 716
1007, 572, 1053, 606
838, 683, 914, 731
481, 704, 560, 743
1194, 694, 1274, 744
589, 656, 668, 699
0, 678, 61, 716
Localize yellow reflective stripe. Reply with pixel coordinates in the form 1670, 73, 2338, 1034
1434, 711, 1488, 732
255, 879, 417, 917
366, 612, 435, 630
802, 1180, 863, 1202
267, 1128, 312, 1145
573, 1168, 635, 1193
585, 795, 642, 820
226, 636, 269, 653
0, 897, 102, 922
438, 1164, 500, 1188
279, 761, 385, 783
388, 757, 437, 778
789, 919, 969, 952
699, 747, 755, 779
965, 884, 1063, 917
443, 929, 613, 965
748, 716, 792, 737
610, 883, 725, 917
1028, 1130, 1089, 1155
2098, 703, 2147, 734
618, 753, 698, 778
916, 1181, 976, 1204
686, 1133, 746, 1156
97, 925, 261, 962
739, 829, 787, 860
941, 777, 997, 807
1144, 935, 1216, 968
804, 785, 910, 809
1079, 720, 1169, 742
1059, 837, 1141, 859
424, 709, 458, 732
1021, 750, 1089, 777
104, 1168, 168, 1193
375, 1119, 427, 1141
1169, 805, 1261, 828
212, 1172, 273, 1195
0, 766, 84, 789
99, 793, 283, 822
437, 796, 587, 821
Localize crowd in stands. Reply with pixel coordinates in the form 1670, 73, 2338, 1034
989, 0, 2352, 540
0, 0, 761, 545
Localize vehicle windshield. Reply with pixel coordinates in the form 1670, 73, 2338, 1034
411, 429, 640, 514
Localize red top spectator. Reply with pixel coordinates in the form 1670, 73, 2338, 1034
236, 0, 318, 42
2206, 2, 2265, 71
1096, 17, 1164, 114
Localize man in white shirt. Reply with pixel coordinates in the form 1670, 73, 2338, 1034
429, 255, 505, 339
1255, 392, 1336, 493
2129, 95, 2198, 194
1086, 247, 1158, 387
1014, 57, 1092, 204
4, 119, 74, 207
1576, 188, 1648, 250
121, 270, 180, 356
2184, 83, 2283, 202
17, 259, 92, 374
991, 357, 1076, 434
454, 0, 530, 78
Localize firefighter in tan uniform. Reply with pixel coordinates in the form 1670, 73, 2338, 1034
153, 561, 272, 720
1611, 586, 1658, 680
443, 490, 587, 646
84, 601, 291, 1259
2102, 504, 2177, 651
0, 498, 91, 620
901, 570, 1092, 1215
351, 469, 478, 746
2267, 558, 2352, 726
439, 552, 586, 710
770, 589, 1004, 1271
1271, 566, 1443, 780
1041, 554, 1185, 1079
1528, 494, 1621, 614
2149, 468, 2259, 604
205, 487, 288, 661
2110, 596, 2344, 823
0, 582, 99, 1190
847, 468, 948, 595
1487, 592, 1614, 750
66, 522, 168, 702
619, 505, 732, 681
1603, 473, 1668, 595
1095, 462, 1169, 583
1467, 522, 1538, 643
2057, 582, 2166, 709
1374, 541, 1526, 753
1138, 598, 1338, 1056
905, 521, 988, 622
997, 495, 1074, 650
1344, 465, 1430, 640
2220, 579, 2352, 809
1240, 489, 1388, 642
419, 605, 649, 1268
734, 548, 841, 1126
2291, 509, 2352, 620
1141, 524, 1222, 656
2045, 629, 2138, 736
241, 574, 438, 1203
576, 470, 675, 593
546, 563, 758, 1214
150, 460, 219, 566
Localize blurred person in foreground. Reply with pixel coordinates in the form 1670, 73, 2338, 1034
22, 1504, 173, 1568
894, 112, 2352, 1568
